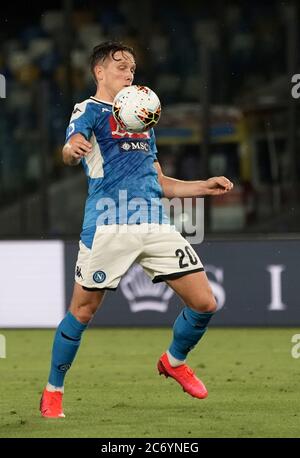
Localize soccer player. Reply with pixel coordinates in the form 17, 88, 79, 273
40, 41, 233, 418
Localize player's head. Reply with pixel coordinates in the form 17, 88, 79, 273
90, 41, 136, 97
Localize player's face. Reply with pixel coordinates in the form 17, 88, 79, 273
96, 51, 136, 98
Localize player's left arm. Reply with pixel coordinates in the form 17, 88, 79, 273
154, 161, 234, 198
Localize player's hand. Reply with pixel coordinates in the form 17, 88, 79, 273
205, 176, 234, 195
64, 134, 92, 159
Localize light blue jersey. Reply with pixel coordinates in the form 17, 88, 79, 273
65, 97, 169, 248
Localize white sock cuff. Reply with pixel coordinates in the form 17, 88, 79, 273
46, 383, 64, 393
166, 350, 185, 367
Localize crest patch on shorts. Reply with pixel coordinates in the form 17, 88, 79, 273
93, 270, 106, 283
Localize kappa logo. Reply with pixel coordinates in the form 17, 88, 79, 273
76, 266, 83, 279
93, 270, 106, 283
120, 141, 150, 152
120, 264, 174, 312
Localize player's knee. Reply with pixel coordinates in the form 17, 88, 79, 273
70, 301, 99, 323
188, 295, 217, 314
201, 298, 217, 313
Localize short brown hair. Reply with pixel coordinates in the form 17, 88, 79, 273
90, 41, 136, 80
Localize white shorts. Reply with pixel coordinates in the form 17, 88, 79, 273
75, 224, 204, 290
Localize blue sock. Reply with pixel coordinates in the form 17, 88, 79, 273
48, 311, 87, 387
168, 306, 214, 361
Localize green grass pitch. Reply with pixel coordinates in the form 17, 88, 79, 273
0, 327, 299, 438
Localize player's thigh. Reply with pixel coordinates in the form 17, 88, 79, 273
69, 281, 106, 322
167, 270, 217, 313
76, 230, 141, 290
140, 229, 203, 282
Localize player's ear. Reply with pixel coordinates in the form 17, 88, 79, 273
94, 64, 103, 82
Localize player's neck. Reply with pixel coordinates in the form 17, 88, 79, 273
94, 88, 114, 104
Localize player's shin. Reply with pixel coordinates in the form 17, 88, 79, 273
168, 306, 214, 362
47, 311, 88, 388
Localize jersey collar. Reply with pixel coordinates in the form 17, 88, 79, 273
90, 96, 113, 106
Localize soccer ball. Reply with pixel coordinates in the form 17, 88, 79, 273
112, 85, 161, 133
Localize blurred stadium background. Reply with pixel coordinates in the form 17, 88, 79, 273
1, 0, 300, 438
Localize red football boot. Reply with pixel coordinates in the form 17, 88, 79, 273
157, 352, 208, 399
40, 389, 65, 418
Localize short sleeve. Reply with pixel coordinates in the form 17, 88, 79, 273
65, 101, 95, 143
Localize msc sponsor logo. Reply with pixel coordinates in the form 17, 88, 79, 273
120, 141, 150, 153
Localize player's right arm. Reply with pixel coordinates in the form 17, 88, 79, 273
63, 101, 96, 166
62, 134, 92, 166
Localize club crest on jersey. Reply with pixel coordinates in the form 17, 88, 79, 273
109, 116, 150, 139
120, 141, 150, 153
